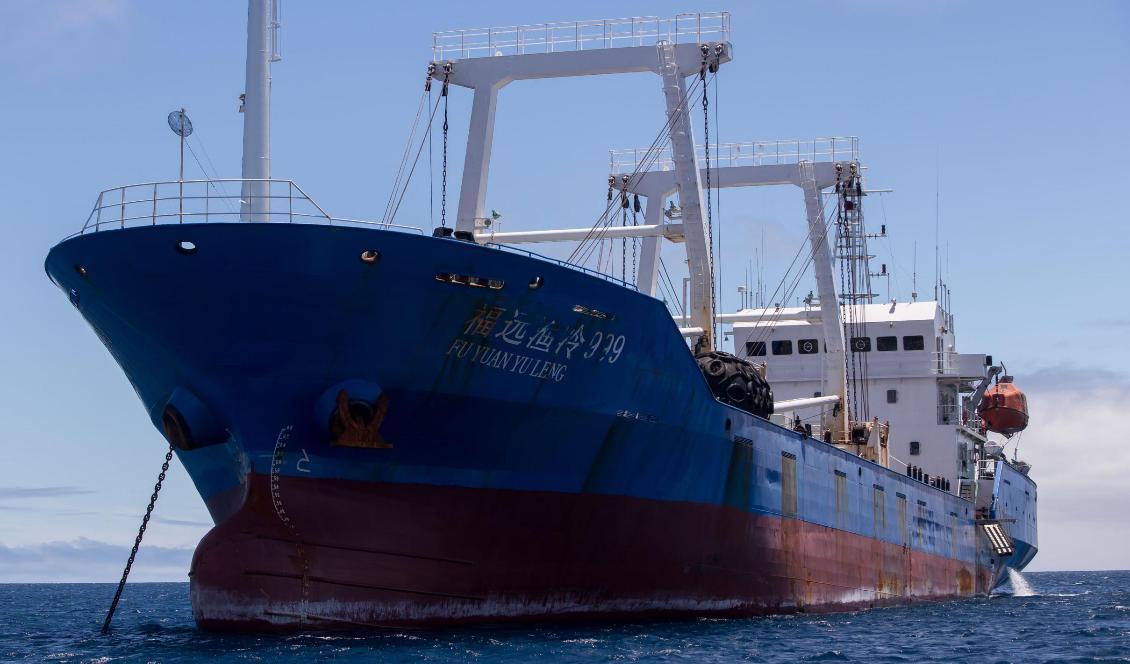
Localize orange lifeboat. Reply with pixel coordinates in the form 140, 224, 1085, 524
978, 376, 1029, 435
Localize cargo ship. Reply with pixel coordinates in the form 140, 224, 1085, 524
45, 3, 1036, 630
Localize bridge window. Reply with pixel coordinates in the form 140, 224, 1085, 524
877, 336, 898, 351
772, 340, 793, 355
798, 338, 819, 354
909, 440, 921, 455
745, 341, 766, 357
903, 335, 925, 351
887, 389, 898, 404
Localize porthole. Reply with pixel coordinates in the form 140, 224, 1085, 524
360, 249, 380, 264
73, 264, 88, 278
176, 240, 198, 255
529, 276, 544, 290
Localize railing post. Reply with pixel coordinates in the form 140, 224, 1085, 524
288, 181, 294, 223
94, 192, 103, 231
120, 187, 126, 229
205, 181, 210, 221
151, 183, 158, 225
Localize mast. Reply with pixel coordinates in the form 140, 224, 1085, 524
798, 160, 847, 438
657, 41, 716, 351
240, 0, 279, 221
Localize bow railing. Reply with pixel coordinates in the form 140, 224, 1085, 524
77, 179, 424, 235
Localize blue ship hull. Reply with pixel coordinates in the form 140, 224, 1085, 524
45, 222, 1036, 629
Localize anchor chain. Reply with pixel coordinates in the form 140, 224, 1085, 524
101, 443, 174, 633
269, 425, 310, 614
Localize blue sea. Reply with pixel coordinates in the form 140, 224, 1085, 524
1, 571, 1127, 663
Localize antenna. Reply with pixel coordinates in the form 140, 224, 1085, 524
912, 240, 918, 301
934, 155, 940, 302
167, 108, 193, 223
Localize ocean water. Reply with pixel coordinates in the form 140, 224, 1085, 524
1, 571, 1127, 663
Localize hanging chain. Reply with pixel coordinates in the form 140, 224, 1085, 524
632, 194, 640, 282
700, 52, 717, 342
620, 177, 629, 282
440, 64, 451, 229
101, 443, 175, 633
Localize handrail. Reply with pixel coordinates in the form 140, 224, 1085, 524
433, 12, 730, 60
74, 179, 424, 236
485, 242, 639, 291
72, 180, 635, 289
610, 137, 860, 174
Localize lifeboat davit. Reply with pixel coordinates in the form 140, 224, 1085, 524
978, 376, 1029, 435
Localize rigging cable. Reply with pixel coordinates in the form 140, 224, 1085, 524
748, 200, 839, 342
385, 92, 444, 225
382, 74, 433, 224
184, 127, 238, 215
713, 74, 723, 343
184, 139, 238, 215
568, 73, 710, 267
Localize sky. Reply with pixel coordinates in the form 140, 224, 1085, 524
0, 0, 1127, 581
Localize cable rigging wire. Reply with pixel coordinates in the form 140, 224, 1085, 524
386, 93, 444, 225
568, 73, 712, 269
382, 84, 432, 224
183, 127, 238, 215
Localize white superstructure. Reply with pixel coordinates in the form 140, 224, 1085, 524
733, 300, 992, 497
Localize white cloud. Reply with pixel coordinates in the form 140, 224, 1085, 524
0, 537, 192, 583
1015, 368, 1130, 572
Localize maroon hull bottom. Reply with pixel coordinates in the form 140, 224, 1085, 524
190, 474, 989, 631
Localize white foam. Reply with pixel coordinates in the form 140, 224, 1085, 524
1007, 567, 1036, 597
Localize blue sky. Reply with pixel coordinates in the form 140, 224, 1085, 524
0, 0, 1127, 580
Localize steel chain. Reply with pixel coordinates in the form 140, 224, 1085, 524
440, 70, 450, 228
101, 443, 174, 633
701, 64, 717, 342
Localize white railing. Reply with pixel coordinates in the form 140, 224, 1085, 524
609, 137, 860, 174
76, 179, 424, 236
938, 403, 987, 435
933, 350, 960, 375
432, 12, 730, 60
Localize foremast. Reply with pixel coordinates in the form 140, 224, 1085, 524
240, 0, 281, 222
